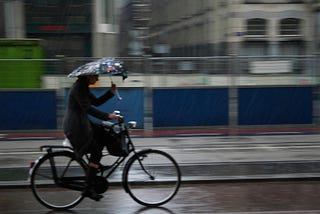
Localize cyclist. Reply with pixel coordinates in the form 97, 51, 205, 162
63, 74, 118, 201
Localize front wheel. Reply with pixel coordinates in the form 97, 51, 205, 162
123, 149, 181, 207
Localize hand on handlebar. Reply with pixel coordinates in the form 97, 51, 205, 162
108, 113, 118, 120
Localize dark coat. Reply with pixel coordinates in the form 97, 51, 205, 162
63, 77, 114, 157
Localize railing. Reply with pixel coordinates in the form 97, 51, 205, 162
1, 55, 317, 89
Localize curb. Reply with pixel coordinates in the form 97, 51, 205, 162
3, 161, 320, 188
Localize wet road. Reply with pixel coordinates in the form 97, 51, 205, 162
2, 135, 320, 184
2, 181, 320, 213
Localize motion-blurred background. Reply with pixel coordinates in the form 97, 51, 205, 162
0, 0, 318, 133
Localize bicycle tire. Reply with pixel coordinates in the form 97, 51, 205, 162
30, 151, 87, 210
123, 149, 181, 207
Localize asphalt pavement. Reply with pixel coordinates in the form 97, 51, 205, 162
1, 128, 320, 187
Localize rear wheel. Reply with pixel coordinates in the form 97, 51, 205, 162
123, 149, 181, 207
30, 151, 87, 210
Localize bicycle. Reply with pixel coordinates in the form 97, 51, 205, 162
29, 111, 181, 210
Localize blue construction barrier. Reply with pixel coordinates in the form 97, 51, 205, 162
0, 86, 313, 130
152, 88, 229, 127
238, 86, 313, 125
0, 90, 57, 130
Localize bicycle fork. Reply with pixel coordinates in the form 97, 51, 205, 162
137, 154, 155, 180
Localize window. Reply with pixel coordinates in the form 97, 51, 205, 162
280, 18, 301, 35
280, 41, 304, 55
242, 41, 268, 56
246, 18, 267, 36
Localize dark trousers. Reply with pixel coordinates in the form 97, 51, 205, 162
89, 123, 106, 164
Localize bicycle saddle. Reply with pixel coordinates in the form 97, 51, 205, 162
62, 138, 73, 148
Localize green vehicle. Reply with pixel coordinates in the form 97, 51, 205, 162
0, 39, 44, 88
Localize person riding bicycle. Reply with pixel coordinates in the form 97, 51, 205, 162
63, 74, 118, 201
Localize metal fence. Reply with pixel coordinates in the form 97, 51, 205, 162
42, 55, 319, 75
46, 55, 320, 88
0, 55, 318, 88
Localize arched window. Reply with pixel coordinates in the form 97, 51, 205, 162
280, 18, 301, 35
246, 18, 267, 36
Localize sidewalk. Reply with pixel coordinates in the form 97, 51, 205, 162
1, 128, 320, 187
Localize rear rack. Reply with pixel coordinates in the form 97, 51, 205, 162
40, 145, 73, 152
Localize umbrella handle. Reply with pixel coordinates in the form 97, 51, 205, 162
115, 89, 122, 101
110, 79, 122, 101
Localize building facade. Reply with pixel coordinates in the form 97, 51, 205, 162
2, 0, 320, 58
148, 0, 318, 57
1, 0, 122, 58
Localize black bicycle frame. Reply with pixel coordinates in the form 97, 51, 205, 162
39, 130, 136, 192
101, 133, 135, 178
40, 146, 86, 191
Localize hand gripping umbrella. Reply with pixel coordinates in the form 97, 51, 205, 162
68, 58, 128, 100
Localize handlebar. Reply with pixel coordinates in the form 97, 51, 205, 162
113, 110, 124, 122
117, 115, 124, 123
102, 110, 136, 129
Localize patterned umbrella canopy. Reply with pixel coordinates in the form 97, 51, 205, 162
68, 58, 128, 80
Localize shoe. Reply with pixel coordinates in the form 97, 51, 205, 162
84, 166, 103, 201
82, 187, 103, 201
